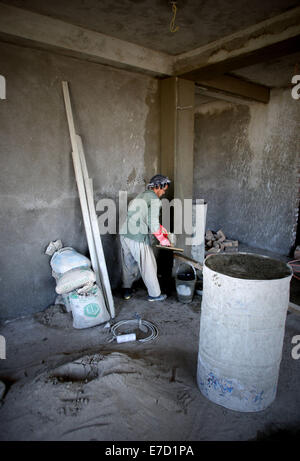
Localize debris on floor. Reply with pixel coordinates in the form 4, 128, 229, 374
34, 304, 72, 329
0, 287, 299, 441
0, 350, 198, 441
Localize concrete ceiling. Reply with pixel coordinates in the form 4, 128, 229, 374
231, 51, 300, 88
2, 0, 299, 55
0, 0, 299, 95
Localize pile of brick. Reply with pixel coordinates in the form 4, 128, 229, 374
205, 229, 239, 254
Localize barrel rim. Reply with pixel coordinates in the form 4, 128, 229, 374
204, 252, 293, 281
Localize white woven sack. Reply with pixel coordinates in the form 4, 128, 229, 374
55, 267, 96, 294
54, 293, 72, 312
50, 247, 91, 276
69, 285, 110, 329
62, 293, 72, 312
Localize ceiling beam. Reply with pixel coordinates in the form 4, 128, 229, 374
174, 7, 300, 81
0, 3, 173, 77
196, 75, 270, 104
196, 86, 261, 106
0, 1, 298, 105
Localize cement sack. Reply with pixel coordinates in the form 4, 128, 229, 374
62, 293, 72, 312
70, 285, 110, 329
50, 247, 91, 276
45, 240, 63, 256
55, 267, 96, 294
54, 293, 73, 312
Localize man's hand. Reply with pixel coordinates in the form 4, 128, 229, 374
153, 225, 171, 246
160, 225, 169, 238
160, 236, 171, 247
160, 225, 171, 246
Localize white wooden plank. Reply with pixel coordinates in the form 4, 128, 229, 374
62, 81, 108, 315
71, 147, 107, 310
76, 134, 115, 318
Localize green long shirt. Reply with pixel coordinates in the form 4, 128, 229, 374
120, 189, 161, 244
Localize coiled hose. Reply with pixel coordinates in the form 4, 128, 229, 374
110, 318, 158, 343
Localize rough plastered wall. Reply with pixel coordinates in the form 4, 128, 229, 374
193, 90, 300, 255
0, 42, 160, 320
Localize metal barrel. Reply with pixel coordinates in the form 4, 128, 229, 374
197, 252, 292, 412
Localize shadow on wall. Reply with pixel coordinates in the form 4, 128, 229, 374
101, 233, 122, 290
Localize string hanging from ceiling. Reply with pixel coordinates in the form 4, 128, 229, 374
170, 1, 179, 33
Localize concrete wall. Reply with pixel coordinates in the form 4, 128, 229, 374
0, 42, 160, 320
193, 89, 300, 255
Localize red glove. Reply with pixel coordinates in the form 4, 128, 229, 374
153, 225, 171, 246
160, 225, 169, 238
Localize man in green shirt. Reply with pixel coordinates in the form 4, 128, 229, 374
120, 174, 171, 301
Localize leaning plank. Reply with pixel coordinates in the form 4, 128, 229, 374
71, 149, 108, 312
76, 134, 115, 318
75, 136, 107, 296
173, 252, 203, 272
62, 81, 108, 315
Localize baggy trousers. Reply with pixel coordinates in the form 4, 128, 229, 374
120, 235, 161, 297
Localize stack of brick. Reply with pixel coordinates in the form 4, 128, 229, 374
205, 229, 239, 254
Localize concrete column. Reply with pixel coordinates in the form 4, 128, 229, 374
160, 77, 195, 255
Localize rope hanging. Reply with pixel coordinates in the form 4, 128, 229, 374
170, 1, 179, 33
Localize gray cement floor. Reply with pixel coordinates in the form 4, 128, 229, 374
0, 269, 299, 440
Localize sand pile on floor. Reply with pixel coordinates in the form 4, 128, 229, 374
1, 290, 299, 441
0, 351, 196, 441
34, 304, 73, 329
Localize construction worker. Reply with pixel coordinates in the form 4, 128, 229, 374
120, 174, 171, 301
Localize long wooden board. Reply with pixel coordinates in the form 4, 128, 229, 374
62, 82, 99, 279
62, 81, 113, 318
76, 134, 115, 318
156, 245, 184, 252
